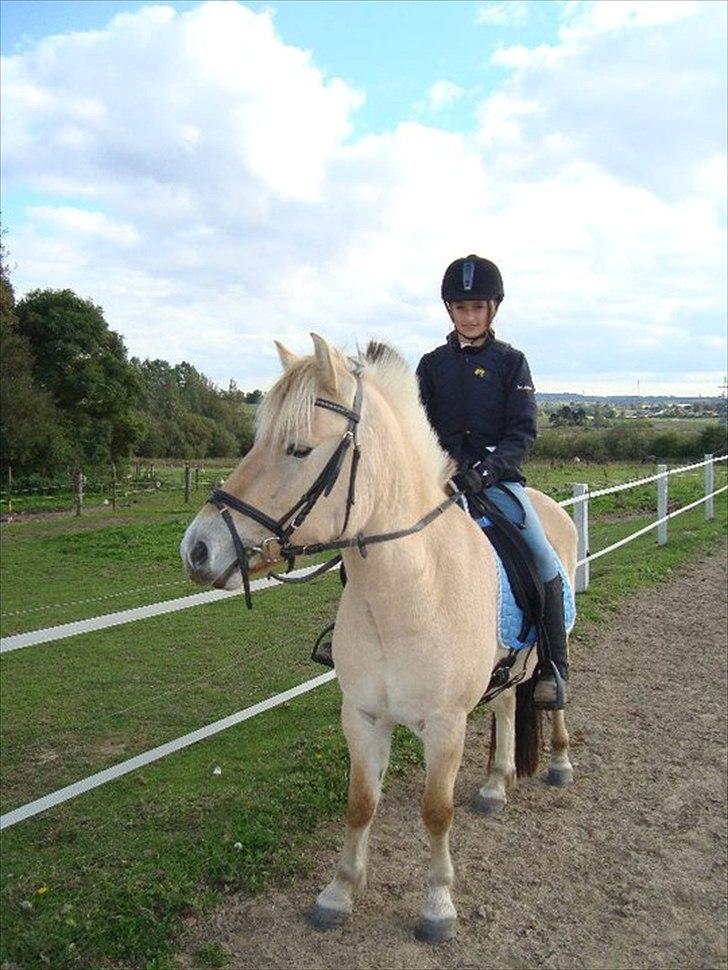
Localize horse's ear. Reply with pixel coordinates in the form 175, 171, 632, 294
274, 340, 298, 371
311, 332, 338, 393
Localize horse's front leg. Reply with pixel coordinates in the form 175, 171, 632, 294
416, 713, 467, 944
309, 699, 392, 930
473, 687, 516, 815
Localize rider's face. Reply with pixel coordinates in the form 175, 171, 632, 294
448, 301, 494, 342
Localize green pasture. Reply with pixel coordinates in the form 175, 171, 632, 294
0, 460, 237, 517
0, 460, 726, 969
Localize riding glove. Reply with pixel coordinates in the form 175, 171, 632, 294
449, 461, 492, 495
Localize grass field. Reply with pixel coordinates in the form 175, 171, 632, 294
1, 460, 726, 968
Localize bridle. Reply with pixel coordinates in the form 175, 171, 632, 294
208, 370, 364, 607
207, 365, 462, 609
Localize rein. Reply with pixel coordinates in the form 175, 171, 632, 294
207, 368, 462, 608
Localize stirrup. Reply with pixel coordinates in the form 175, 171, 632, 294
311, 623, 335, 669
533, 663, 568, 710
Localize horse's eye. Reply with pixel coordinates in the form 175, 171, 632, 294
286, 444, 312, 459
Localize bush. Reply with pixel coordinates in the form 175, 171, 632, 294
533, 422, 725, 462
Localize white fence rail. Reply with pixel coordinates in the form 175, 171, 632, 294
1, 454, 725, 831
570, 453, 726, 591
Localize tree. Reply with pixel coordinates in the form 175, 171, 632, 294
15, 289, 142, 465
549, 404, 587, 427
131, 357, 255, 458
0, 257, 71, 476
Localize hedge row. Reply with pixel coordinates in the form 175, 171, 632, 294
532, 423, 727, 462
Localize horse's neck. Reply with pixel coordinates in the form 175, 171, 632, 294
343, 454, 466, 595
340, 501, 475, 619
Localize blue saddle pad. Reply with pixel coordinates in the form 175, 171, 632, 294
477, 518, 576, 651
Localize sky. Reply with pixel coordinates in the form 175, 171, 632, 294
1, 0, 726, 396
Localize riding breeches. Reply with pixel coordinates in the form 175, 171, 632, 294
475, 481, 560, 583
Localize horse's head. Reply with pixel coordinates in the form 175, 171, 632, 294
180, 333, 370, 591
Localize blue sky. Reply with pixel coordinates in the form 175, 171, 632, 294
1, 0, 726, 394
2, 1, 561, 132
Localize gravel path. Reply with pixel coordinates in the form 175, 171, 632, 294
178, 543, 728, 970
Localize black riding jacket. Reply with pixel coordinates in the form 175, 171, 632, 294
416, 331, 537, 485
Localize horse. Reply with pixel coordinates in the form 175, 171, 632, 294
180, 333, 577, 943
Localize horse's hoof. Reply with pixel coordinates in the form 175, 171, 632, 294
308, 903, 350, 931
545, 766, 573, 787
415, 916, 457, 944
471, 793, 506, 815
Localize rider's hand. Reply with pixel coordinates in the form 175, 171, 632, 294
448, 462, 491, 495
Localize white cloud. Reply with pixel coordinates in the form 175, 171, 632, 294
2, 0, 725, 395
476, 1, 529, 26
417, 79, 466, 113
558, 0, 700, 41
2, 1, 363, 206
28, 206, 140, 245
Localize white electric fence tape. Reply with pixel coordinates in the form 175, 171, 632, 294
0, 670, 337, 831
1, 463, 725, 831
0, 564, 326, 654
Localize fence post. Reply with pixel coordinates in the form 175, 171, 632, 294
657, 463, 668, 545
111, 463, 117, 512
195, 466, 200, 491
7, 466, 12, 515
573, 483, 589, 592
705, 453, 714, 520
184, 462, 191, 504
75, 469, 84, 517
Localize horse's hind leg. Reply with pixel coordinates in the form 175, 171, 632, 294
546, 709, 573, 786
416, 713, 467, 944
309, 700, 392, 930
472, 688, 516, 815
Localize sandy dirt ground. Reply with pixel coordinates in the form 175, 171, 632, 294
178, 542, 728, 970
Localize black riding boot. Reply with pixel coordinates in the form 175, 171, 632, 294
533, 574, 570, 710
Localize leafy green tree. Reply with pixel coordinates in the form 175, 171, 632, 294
15, 289, 142, 465
700, 424, 728, 456
0, 259, 71, 477
131, 358, 254, 458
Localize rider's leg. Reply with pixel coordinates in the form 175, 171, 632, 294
480, 482, 569, 709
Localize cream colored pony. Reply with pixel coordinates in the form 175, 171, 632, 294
180, 334, 577, 944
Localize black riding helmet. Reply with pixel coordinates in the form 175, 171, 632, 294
441, 254, 504, 303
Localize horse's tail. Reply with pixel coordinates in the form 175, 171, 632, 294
486, 681, 542, 778
515, 681, 542, 777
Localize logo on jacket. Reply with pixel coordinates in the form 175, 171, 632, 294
474, 367, 486, 378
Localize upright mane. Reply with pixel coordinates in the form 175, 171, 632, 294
360, 341, 453, 486
256, 355, 334, 447
256, 338, 453, 487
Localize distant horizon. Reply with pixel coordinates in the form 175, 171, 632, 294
535, 390, 726, 402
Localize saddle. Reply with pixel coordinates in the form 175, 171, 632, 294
312, 487, 552, 689
469, 486, 545, 645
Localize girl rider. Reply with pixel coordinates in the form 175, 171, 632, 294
416, 255, 569, 710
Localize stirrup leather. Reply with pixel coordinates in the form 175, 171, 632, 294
311, 623, 335, 669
